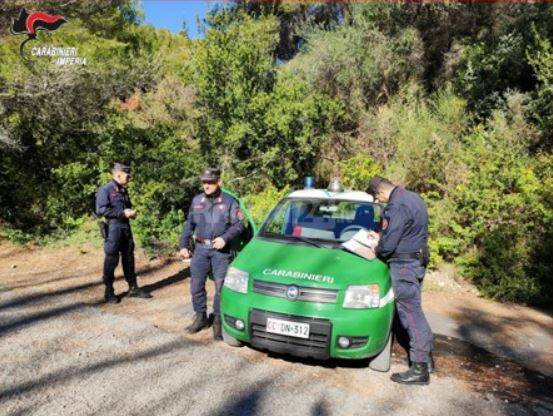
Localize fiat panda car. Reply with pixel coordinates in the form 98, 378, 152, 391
220, 181, 394, 371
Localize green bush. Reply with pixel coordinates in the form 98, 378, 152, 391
289, 16, 424, 116
452, 109, 552, 305
242, 185, 290, 227
338, 153, 382, 190
189, 13, 337, 193
527, 25, 553, 143
454, 33, 530, 118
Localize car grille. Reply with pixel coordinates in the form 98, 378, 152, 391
253, 280, 338, 303
249, 309, 332, 360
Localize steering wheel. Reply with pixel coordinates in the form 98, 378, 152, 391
339, 225, 367, 240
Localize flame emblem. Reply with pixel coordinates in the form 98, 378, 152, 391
10, 9, 67, 60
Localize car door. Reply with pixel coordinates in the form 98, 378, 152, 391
222, 188, 257, 253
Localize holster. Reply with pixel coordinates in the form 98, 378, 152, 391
98, 221, 109, 241
420, 245, 430, 268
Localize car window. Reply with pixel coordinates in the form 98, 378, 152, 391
260, 198, 383, 243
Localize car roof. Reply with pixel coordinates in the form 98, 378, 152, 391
286, 189, 374, 203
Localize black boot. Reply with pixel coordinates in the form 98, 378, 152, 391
212, 315, 222, 341
391, 362, 430, 385
429, 353, 436, 374
128, 285, 152, 299
186, 312, 209, 334
104, 287, 120, 304
406, 353, 436, 374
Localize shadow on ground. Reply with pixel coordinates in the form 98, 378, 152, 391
0, 258, 182, 309
248, 318, 553, 416
0, 338, 197, 402
0, 268, 189, 337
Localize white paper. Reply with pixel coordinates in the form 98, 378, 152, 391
341, 229, 379, 260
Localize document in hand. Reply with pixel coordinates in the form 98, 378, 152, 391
341, 229, 380, 260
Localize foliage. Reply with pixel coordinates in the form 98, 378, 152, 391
0, 3, 162, 230
0, 1, 552, 303
189, 13, 337, 193
454, 32, 531, 118
338, 153, 382, 191
527, 26, 553, 145
327, 83, 552, 304
242, 185, 290, 227
288, 17, 424, 117
451, 108, 552, 304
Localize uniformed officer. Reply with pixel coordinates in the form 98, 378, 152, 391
367, 176, 433, 385
96, 163, 152, 303
178, 168, 245, 340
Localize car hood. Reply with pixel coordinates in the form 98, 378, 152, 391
233, 237, 390, 290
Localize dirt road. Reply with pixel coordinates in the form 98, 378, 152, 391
0, 243, 552, 415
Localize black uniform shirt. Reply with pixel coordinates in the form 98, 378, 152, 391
375, 186, 428, 259
96, 179, 132, 222
179, 191, 245, 249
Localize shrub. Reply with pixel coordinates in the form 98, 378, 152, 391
452, 110, 552, 304
242, 185, 290, 227
338, 153, 382, 190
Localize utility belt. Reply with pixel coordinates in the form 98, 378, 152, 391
107, 219, 129, 225
98, 219, 129, 241
194, 237, 217, 248
391, 246, 430, 267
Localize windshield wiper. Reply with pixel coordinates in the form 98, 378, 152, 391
286, 235, 324, 248
259, 231, 328, 248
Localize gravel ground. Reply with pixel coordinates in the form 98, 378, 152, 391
0, 244, 551, 416
0, 299, 507, 416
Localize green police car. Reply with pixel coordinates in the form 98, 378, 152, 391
221, 181, 394, 371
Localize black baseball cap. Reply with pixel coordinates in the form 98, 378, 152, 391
200, 167, 221, 181
112, 162, 131, 174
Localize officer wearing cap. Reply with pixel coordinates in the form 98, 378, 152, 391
179, 168, 245, 340
95, 163, 152, 303
367, 176, 433, 385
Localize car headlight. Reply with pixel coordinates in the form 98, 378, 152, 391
224, 267, 249, 294
343, 284, 380, 309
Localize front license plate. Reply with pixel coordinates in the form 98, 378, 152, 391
266, 318, 310, 339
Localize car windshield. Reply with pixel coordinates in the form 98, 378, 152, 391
259, 198, 383, 245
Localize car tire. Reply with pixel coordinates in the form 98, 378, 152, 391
222, 326, 244, 347
369, 333, 392, 372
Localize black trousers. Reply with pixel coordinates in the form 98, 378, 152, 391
189, 245, 232, 315
102, 223, 136, 291
389, 259, 433, 363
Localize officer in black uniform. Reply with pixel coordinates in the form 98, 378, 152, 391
367, 176, 433, 385
96, 163, 152, 303
179, 168, 245, 340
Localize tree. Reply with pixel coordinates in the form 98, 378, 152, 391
190, 13, 336, 192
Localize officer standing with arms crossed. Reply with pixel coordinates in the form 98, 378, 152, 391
179, 168, 245, 340
96, 163, 152, 303
367, 176, 433, 385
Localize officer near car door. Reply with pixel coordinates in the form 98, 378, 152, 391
367, 176, 433, 385
178, 168, 245, 340
95, 163, 152, 303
